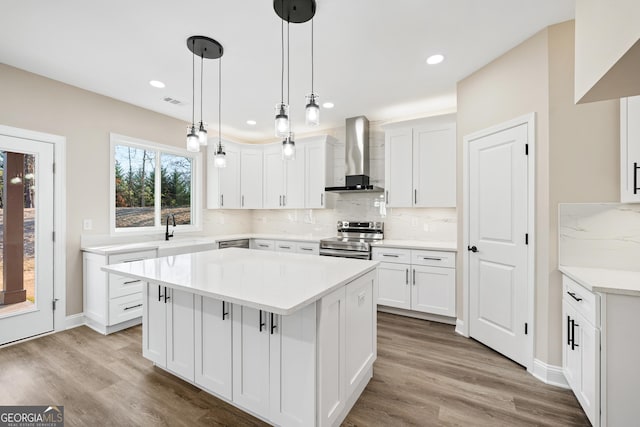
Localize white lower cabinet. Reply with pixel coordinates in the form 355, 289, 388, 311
373, 247, 455, 317
143, 284, 195, 382
142, 269, 377, 426
195, 297, 232, 400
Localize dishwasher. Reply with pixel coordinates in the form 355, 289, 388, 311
217, 239, 250, 249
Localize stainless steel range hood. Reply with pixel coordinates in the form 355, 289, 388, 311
325, 116, 384, 193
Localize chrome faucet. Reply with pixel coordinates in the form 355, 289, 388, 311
165, 214, 176, 241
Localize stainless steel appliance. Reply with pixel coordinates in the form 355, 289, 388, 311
319, 221, 384, 259
324, 116, 384, 193
218, 239, 250, 249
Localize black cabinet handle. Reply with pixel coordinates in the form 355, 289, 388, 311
413, 269, 416, 286
414, 189, 417, 204
634, 162, 639, 195
467, 245, 478, 253
567, 291, 582, 302
158, 285, 163, 302
124, 303, 142, 311
382, 254, 399, 258
222, 301, 229, 320
567, 315, 571, 346
259, 310, 266, 332
570, 319, 579, 350
270, 313, 277, 335
164, 287, 170, 303
124, 279, 140, 285
405, 268, 409, 285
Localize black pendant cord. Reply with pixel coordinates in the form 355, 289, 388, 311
218, 57, 221, 146
311, 18, 314, 94
191, 41, 195, 126
280, 0, 285, 105
287, 19, 290, 108
200, 53, 204, 124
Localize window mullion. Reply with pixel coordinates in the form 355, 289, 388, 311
155, 150, 161, 228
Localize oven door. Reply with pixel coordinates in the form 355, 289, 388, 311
319, 248, 371, 260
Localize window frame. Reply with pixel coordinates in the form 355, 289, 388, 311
109, 133, 202, 235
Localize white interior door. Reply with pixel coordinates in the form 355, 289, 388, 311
468, 123, 529, 367
0, 135, 54, 345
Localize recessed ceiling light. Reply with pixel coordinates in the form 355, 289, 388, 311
149, 80, 166, 88
246, 120, 257, 126
322, 102, 334, 109
426, 54, 444, 65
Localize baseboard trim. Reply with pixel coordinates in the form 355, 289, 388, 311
531, 358, 569, 389
65, 313, 85, 330
454, 318, 467, 337
377, 306, 456, 325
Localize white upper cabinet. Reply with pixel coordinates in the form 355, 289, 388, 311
207, 141, 240, 209
240, 147, 263, 209
620, 96, 640, 203
283, 147, 305, 209
263, 145, 286, 209
384, 115, 456, 208
305, 136, 336, 209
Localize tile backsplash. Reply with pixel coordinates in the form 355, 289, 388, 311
559, 203, 640, 271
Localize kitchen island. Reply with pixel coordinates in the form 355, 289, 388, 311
103, 248, 379, 427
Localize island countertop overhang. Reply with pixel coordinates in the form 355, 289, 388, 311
102, 248, 379, 315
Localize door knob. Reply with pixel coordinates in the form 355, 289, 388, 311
467, 245, 478, 253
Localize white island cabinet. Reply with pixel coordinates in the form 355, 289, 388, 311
105, 248, 378, 427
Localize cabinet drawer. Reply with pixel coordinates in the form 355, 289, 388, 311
108, 249, 157, 265
372, 247, 411, 264
253, 239, 275, 250
296, 242, 319, 255
275, 241, 296, 252
411, 250, 455, 268
109, 274, 144, 298
108, 292, 143, 325
563, 275, 599, 327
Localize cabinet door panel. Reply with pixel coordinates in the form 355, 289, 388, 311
270, 304, 316, 427
284, 148, 305, 208
411, 266, 455, 317
195, 296, 232, 400
263, 146, 285, 209
377, 262, 411, 310
413, 125, 456, 207
345, 271, 376, 397
384, 128, 413, 207
562, 301, 581, 391
318, 287, 346, 427
232, 305, 270, 416
143, 284, 166, 367
218, 146, 241, 209
621, 96, 640, 202
305, 141, 326, 208
575, 310, 600, 426
166, 288, 195, 381
241, 148, 263, 209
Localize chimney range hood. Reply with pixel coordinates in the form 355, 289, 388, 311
325, 116, 384, 193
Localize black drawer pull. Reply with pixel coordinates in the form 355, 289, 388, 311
382, 254, 399, 258
567, 291, 582, 302
270, 313, 277, 335
259, 244, 269, 248
279, 245, 291, 249
123, 258, 144, 263
422, 257, 442, 261
300, 247, 313, 251
124, 303, 142, 311
259, 310, 266, 332
123, 279, 140, 285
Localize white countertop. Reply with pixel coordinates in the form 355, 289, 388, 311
559, 266, 640, 297
83, 234, 457, 255
371, 239, 457, 252
103, 248, 378, 315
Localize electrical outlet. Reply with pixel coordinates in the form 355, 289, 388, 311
83, 219, 92, 231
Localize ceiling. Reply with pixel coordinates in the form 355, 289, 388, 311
0, 0, 575, 142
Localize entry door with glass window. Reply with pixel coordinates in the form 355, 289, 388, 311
0, 135, 54, 345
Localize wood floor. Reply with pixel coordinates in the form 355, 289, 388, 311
0, 312, 589, 426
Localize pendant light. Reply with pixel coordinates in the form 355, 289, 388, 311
197, 54, 208, 145
213, 56, 227, 168
186, 40, 200, 152
282, 132, 296, 160
305, 18, 319, 126
186, 36, 223, 154
275, 9, 289, 138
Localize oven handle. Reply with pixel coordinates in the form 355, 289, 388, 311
319, 249, 370, 260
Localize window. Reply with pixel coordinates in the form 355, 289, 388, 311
110, 133, 202, 233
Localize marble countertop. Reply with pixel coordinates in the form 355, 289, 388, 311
559, 266, 640, 297
83, 234, 457, 255
103, 248, 378, 315
371, 240, 457, 252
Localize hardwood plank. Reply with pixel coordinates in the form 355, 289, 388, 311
0, 312, 589, 426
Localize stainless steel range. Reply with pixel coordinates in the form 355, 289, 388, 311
319, 221, 384, 260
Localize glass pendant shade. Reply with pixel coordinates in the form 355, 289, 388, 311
197, 122, 208, 145
305, 94, 320, 126
214, 142, 227, 168
186, 125, 200, 152
275, 103, 290, 137
282, 132, 296, 160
